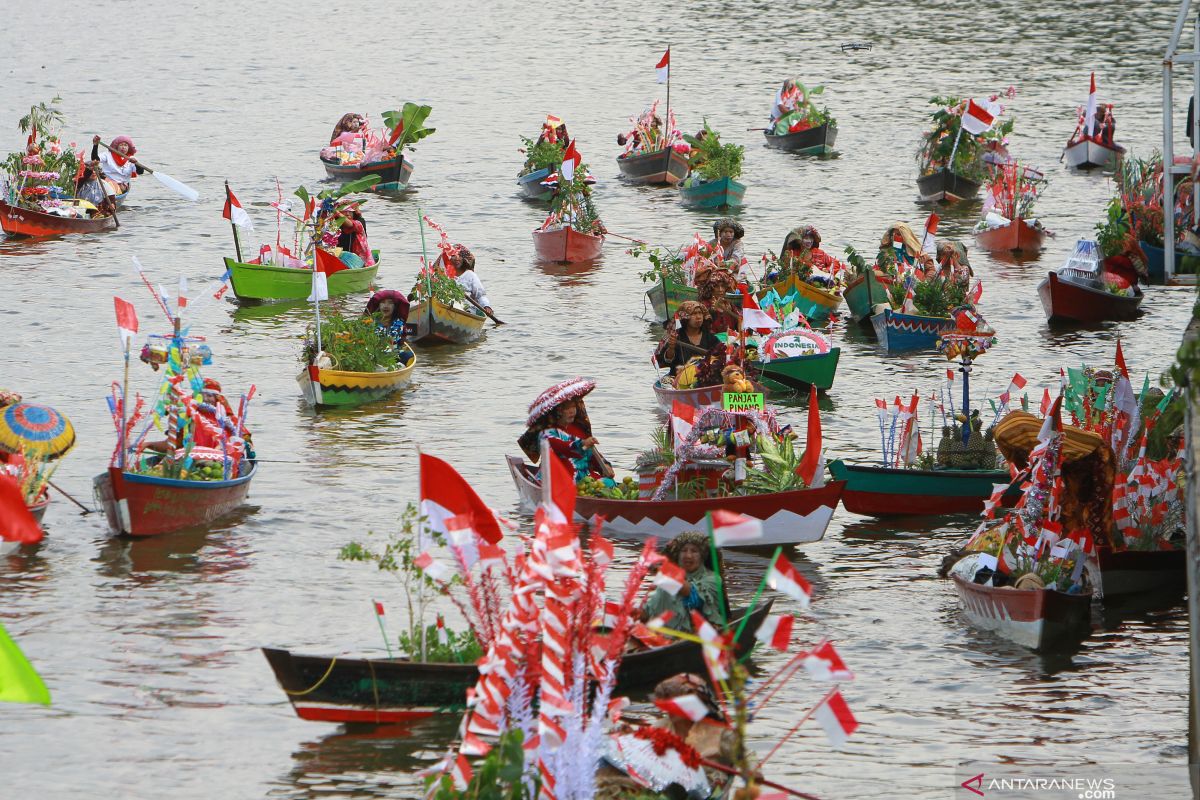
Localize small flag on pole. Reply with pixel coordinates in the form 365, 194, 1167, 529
754, 613, 794, 651
223, 186, 254, 229
654, 693, 709, 722
655, 48, 670, 83
373, 601, 385, 616
961, 99, 997, 135
767, 552, 812, 608
560, 139, 581, 182
114, 296, 138, 349
653, 561, 686, 596
813, 690, 858, 748
803, 641, 855, 681
710, 510, 763, 546
1084, 72, 1098, 136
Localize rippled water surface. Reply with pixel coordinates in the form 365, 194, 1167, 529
1, 1, 1194, 797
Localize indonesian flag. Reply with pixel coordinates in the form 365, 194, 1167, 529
113, 296, 138, 349
1008, 373, 1027, 393
741, 287, 781, 332
414, 551, 451, 583
656, 47, 670, 83
461, 731, 491, 757
450, 754, 473, 791
804, 641, 855, 681
813, 690, 859, 749
178, 276, 188, 312
315, 247, 348, 276
754, 613, 794, 651
1085, 72, 1098, 136
767, 552, 812, 608
711, 510, 763, 546
560, 139, 581, 182
921, 212, 939, 255
671, 400, 698, 450
653, 561, 686, 596
797, 385, 823, 487
1037, 395, 1063, 444
223, 186, 254, 230
968, 279, 983, 305
1039, 387, 1052, 416
654, 693, 709, 722
540, 437, 576, 525
437, 614, 448, 646
0, 475, 43, 545
961, 98, 996, 135
419, 452, 505, 545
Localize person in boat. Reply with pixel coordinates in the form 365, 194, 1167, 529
335, 206, 375, 267
329, 113, 365, 145
769, 78, 799, 126
775, 225, 837, 283
91, 135, 145, 196
706, 218, 745, 266
935, 239, 973, 283
444, 246, 492, 317
519, 396, 614, 483
365, 289, 412, 358
655, 301, 721, 378
693, 264, 740, 335
877, 223, 930, 272
617, 114, 662, 152
641, 531, 726, 634
1095, 104, 1118, 147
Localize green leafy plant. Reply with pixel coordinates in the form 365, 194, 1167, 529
630, 242, 687, 284
399, 624, 482, 664
426, 728, 535, 799
410, 263, 468, 306
843, 244, 870, 275
382, 102, 436, 150
740, 435, 806, 494
518, 135, 564, 174
916, 94, 1015, 182
548, 168, 602, 233
1095, 196, 1133, 259
18, 97, 65, 138
683, 120, 744, 181
887, 276, 967, 318
302, 310, 400, 372
634, 426, 675, 470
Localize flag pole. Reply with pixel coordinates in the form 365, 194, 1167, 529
664, 44, 671, 145
417, 208, 433, 304
732, 545, 782, 649
119, 337, 131, 469
373, 600, 395, 659
947, 116, 966, 171
759, 685, 840, 767
224, 180, 243, 263
705, 512, 729, 629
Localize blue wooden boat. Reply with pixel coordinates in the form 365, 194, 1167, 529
518, 167, 553, 201
870, 308, 956, 353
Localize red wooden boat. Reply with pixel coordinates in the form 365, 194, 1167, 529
0, 198, 117, 237
951, 574, 1092, 650
508, 456, 843, 546
531, 226, 604, 263
975, 218, 1045, 254
92, 462, 258, 537
616, 147, 690, 186
1037, 270, 1143, 323
1096, 546, 1185, 596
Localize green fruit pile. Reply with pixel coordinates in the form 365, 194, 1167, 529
575, 476, 639, 500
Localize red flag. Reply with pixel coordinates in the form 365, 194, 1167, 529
968, 279, 983, 305
753, 613, 794, 651
315, 247, 348, 276
114, 296, 139, 348
560, 139, 581, 182
27, 120, 36, 147
710, 509, 763, 546
373, 601, 385, 616
796, 385, 822, 487
1115, 339, 1129, 379
387, 119, 405, 147
814, 690, 859, 748
0, 475, 43, 545
419, 452, 504, 544
803, 641, 855, 681
654, 693, 709, 722
1040, 387, 1052, 416
767, 552, 812, 607
222, 187, 253, 229
541, 438, 576, 525
653, 561, 686, 595
655, 48, 670, 83
961, 99, 996, 134
925, 212, 939, 237
1008, 373, 1027, 392
946, 369, 955, 382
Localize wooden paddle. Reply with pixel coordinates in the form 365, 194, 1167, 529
48, 480, 95, 514
98, 141, 200, 201
463, 293, 505, 325
604, 231, 648, 245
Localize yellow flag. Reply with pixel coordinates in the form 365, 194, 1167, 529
0, 621, 50, 706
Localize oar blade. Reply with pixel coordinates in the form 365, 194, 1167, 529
153, 171, 200, 202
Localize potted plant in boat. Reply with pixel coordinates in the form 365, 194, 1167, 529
916, 89, 1016, 202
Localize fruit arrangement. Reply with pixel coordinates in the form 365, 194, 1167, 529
575, 475, 639, 500
136, 459, 229, 482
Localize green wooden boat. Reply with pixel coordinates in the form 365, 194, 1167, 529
829, 459, 1012, 516
679, 176, 746, 210
756, 348, 840, 391
225, 250, 381, 303
844, 269, 891, 324
645, 278, 697, 323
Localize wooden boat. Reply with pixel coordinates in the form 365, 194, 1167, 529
916, 168, 981, 203
762, 122, 838, 155
261, 601, 772, 725
762, 273, 843, 322
0, 198, 117, 237
756, 348, 840, 391
616, 147, 690, 186
409, 298, 486, 345
975, 218, 1045, 254
951, 574, 1092, 651
297, 350, 417, 408
1096, 546, 1186, 597
509, 456, 843, 546
843, 270, 891, 324
320, 153, 413, 188
27, 496, 48, 524
224, 254, 380, 303
652, 378, 768, 415
1063, 139, 1121, 170
1136, 242, 1200, 286
870, 308, 957, 352
93, 461, 259, 538
517, 166, 553, 201
829, 460, 1012, 516
1037, 270, 1143, 323
532, 226, 604, 263
679, 176, 746, 210
646, 279, 697, 323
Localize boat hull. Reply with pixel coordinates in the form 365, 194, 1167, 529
870, 308, 956, 352
532, 227, 604, 263
1064, 139, 1121, 170
679, 176, 746, 210
1096, 546, 1186, 596
320, 154, 413, 187
93, 463, 258, 538
27, 496, 48, 524
757, 348, 840, 391
951, 575, 1092, 651
297, 357, 416, 408
762, 122, 838, 154
262, 601, 772, 724
517, 166, 553, 200
916, 168, 981, 203
508, 456, 843, 546
409, 299, 486, 345
843, 270, 891, 324
1037, 271, 1143, 323
829, 460, 1011, 516
0, 198, 117, 237
975, 219, 1045, 254
616, 147, 690, 186
225, 256, 380, 303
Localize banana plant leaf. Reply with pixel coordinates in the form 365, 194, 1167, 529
382, 103, 436, 150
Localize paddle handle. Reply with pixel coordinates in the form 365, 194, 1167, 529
98, 140, 153, 173
463, 292, 504, 325
746, 127, 769, 131
605, 231, 647, 245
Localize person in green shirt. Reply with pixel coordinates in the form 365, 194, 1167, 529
642, 531, 726, 633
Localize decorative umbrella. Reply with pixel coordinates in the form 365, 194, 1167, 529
0, 403, 76, 460
526, 377, 596, 426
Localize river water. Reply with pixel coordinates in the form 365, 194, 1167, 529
1, 1, 1195, 797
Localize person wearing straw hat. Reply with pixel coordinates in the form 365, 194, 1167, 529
364, 290, 413, 362
518, 378, 613, 482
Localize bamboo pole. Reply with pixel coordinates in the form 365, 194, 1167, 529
224, 181, 243, 262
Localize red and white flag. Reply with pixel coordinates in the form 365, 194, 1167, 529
803, 641, 855, 681
655, 48, 670, 83
1084, 72, 1098, 136
450, 754, 473, 791
969, 279, 983, 305
560, 139, 581, 182
653, 561, 686, 596
961, 98, 996, 135
414, 551, 451, 583
539, 438, 576, 525
308, 247, 348, 302
767, 552, 812, 608
741, 287, 781, 332
114, 296, 138, 349
461, 731, 491, 757
813, 690, 858, 748
437, 614, 449, 646
223, 186, 254, 229
420, 452, 504, 545
654, 693, 709, 722
754, 613, 794, 651
921, 212, 939, 255
1040, 387, 1052, 416
1008, 373, 1027, 393
1115, 338, 1129, 379
671, 400, 699, 450
710, 509, 763, 546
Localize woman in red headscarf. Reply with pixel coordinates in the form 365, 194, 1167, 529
91, 135, 144, 195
